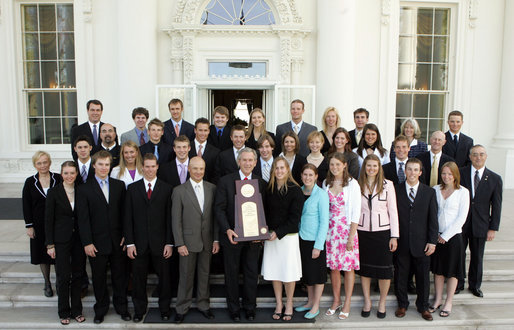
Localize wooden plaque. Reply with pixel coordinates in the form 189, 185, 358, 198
233, 179, 270, 242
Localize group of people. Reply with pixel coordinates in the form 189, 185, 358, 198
22, 98, 503, 325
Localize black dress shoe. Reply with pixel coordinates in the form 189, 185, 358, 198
230, 312, 240, 322
199, 309, 215, 319
121, 313, 131, 321
245, 309, 256, 321
161, 312, 171, 321
470, 288, 483, 297
93, 315, 104, 324
174, 313, 184, 323
133, 315, 143, 323
44, 284, 53, 297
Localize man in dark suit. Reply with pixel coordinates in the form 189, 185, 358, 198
172, 157, 218, 323
76, 151, 130, 324
394, 158, 438, 321
275, 99, 317, 157
208, 106, 232, 151
73, 136, 95, 184
348, 108, 369, 149
139, 118, 174, 165
163, 98, 195, 146
253, 134, 275, 183
125, 153, 173, 322
214, 125, 246, 183
159, 135, 191, 187
416, 131, 454, 187
98, 123, 120, 169
215, 148, 266, 322
189, 117, 220, 183
442, 111, 474, 167
457, 145, 503, 297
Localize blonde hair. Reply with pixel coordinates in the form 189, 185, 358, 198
306, 130, 324, 145
321, 107, 341, 132
268, 156, 299, 194
32, 150, 51, 167
116, 141, 143, 179
400, 118, 422, 139
246, 108, 267, 139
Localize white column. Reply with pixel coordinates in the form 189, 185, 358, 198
315, 0, 355, 126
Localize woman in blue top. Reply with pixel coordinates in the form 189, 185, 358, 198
294, 164, 330, 319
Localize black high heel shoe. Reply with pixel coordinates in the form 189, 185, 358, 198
44, 284, 53, 297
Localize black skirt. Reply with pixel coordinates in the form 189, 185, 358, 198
356, 230, 393, 279
299, 238, 327, 285
30, 219, 54, 265
431, 233, 465, 279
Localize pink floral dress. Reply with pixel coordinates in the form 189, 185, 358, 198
326, 189, 360, 271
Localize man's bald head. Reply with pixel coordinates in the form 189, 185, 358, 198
430, 130, 446, 153
188, 156, 206, 183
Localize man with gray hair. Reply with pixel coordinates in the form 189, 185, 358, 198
214, 147, 266, 322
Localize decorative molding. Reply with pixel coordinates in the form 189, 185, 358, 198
163, 25, 310, 37
468, 0, 478, 28
280, 36, 291, 83
291, 57, 303, 72
381, 0, 391, 26
182, 35, 194, 83
83, 0, 93, 22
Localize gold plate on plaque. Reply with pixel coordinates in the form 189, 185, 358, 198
240, 184, 255, 198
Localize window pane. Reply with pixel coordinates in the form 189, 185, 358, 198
416, 36, 432, 62
59, 61, 76, 87
400, 7, 416, 35
62, 117, 77, 144
41, 61, 58, 88
58, 33, 75, 60
24, 33, 39, 61
431, 64, 447, 90
434, 9, 449, 35
45, 118, 62, 144
201, 0, 276, 25
398, 64, 413, 89
57, 4, 74, 31
399, 36, 414, 63
413, 94, 428, 117
23, 5, 39, 31
417, 8, 433, 34
417, 118, 428, 142
396, 94, 412, 117
61, 92, 77, 116
40, 33, 57, 60
43, 92, 60, 116
428, 119, 443, 138
433, 36, 448, 63
429, 94, 445, 118
27, 92, 43, 117
29, 118, 44, 144
39, 5, 56, 32
24, 62, 41, 88
414, 64, 430, 90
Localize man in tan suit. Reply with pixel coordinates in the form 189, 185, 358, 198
172, 156, 219, 323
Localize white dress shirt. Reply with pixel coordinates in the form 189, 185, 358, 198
353, 147, 391, 168
405, 181, 420, 199
291, 120, 304, 133
194, 139, 207, 155
395, 157, 408, 174
77, 158, 92, 175
233, 146, 244, 162
239, 170, 252, 180
433, 185, 470, 241
471, 166, 486, 197
143, 177, 157, 192
190, 179, 204, 212
430, 150, 442, 166
260, 157, 273, 182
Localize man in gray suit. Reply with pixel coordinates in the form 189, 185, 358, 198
120, 107, 149, 147
275, 99, 317, 157
172, 156, 219, 323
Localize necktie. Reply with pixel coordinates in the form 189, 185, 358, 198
293, 125, 299, 134
92, 124, 98, 145
198, 145, 203, 158
356, 131, 362, 145
244, 177, 248, 180
262, 162, 270, 182
147, 182, 152, 199
101, 180, 109, 203
154, 145, 159, 160
398, 162, 406, 184
408, 187, 415, 203
217, 129, 222, 141
139, 132, 145, 146
453, 134, 458, 146
430, 154, 439, 187
474, 170, 480, 194
195, 184, 204, 212
174, 123, 180, 137
179, 163, 187, 184
81, 164, 87, 183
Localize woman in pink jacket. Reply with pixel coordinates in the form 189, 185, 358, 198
357, 154, 399, 319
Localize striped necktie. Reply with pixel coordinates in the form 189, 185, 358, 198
408, 187, 415, 203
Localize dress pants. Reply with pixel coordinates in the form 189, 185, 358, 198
459, 229, 486, 290
175, 249, 212, 314
222, 241, 261, 313
394, 249, 430, 312
132, 249, 171, 316
55, 232, 86, 318
88, 242, 128, 317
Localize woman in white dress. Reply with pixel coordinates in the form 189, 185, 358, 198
353, 123, 390, 168
110, 141, 143, 187
429, 161, 469, 317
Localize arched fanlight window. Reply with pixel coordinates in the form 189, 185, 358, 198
200, 0, 276, 25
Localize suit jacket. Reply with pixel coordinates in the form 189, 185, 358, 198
76, 177, 126, 254
163, 119, 195, 146
158, 160, 190, 188
348, 129, 359, 150
442, 131, 473, 167
124, 179, 173, 255
208, 125, 233, 151
189, 143, 220, 183
23, 172, 61, 230
120, 127, 147, 147
264, 183, 304, 239
214, 148, 239, 184
172, 180, 218, 253
275, 121, 318, 157
45, 183, 78, 245
97, 144, 121, 169
70, 122, 118, 160
75, 162, 95, 184
416, 151, 454, 186
358, 179, 399, 237
383, 160, 426, 185
395, 182, 438, 257
139, 141, 174, 165
460, 165, 503, 238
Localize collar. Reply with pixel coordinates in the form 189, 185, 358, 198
195, 139, 207, 150
406, 181, 420, 192
471, 165, 485, 178
135, 127, 147, 133
143, 177, 157, 190
261, 156, 273, 167
88, 121, 100, 132
450, 131, 460, 139
189, 178, 203, 187
291, 120, 303, 131
239, 170, 252, 180
171, 118, 183, 128
430, 150, 442, 159
95, 175, 109, 186
410, 138, 418, 147
216, 126, 225, 133
175, 157, 189, 167
102, 142, 116, 151
77, 158, 91, 169
395, 157, 408, 168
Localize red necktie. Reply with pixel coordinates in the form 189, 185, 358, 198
198, 145, 203, 158
139, 132, 145, 146
147, 183, 152, 199
244, 177, 248, 180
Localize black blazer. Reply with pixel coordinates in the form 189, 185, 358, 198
395, 182, 438, 257
383, 160, 426, 185
442, 131, 473, 167
22, 172, 61, 228
348, 129, 359, 150
245, 131, 275, 151
416, 151, 454, 186
70, 122, 118, 160
76, 177, 126, 254
215, 172, 267, 243
163, 119, 195, 146
124, 179, 173, 255
320, 130, 332, 155
214, 148, 239, 184
459, 165, 503, 238
290, 154, 308, 186
189, 143, 220, 183
264, 183, 304, 239
208, 125, 233, 151
316, 158, 329, 185
158, 160, 190, 188
45, 183, 78, 245
139, 141, 174, 165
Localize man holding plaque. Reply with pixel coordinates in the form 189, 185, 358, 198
215, 148, 267, 322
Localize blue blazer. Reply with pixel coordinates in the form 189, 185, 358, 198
299, 184, 329, 250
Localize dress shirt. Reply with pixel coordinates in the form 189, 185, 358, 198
171, 118, 183, 132
430, 150, 442, 166
471, 166, 486, 197
194, 139, 207, 155
77, 158, 92, 176
233, 146, 244, 162
395, 157, 408, 175
405, 181, 420, 199
450, 131, 460, 143
433, 186, 470, 241
239, 170, 252, 181
143, 177, 157, 192
95, 175, 109, 202
410, 139, 419, 147
216, 126, 225, 135
279, 152, 296, 170
291, 120, 303, 133
189, 179, 204, 212
135, 127, 148, 143
88, 121, 100, 134
176, 157, 189, 182
101, 143, 116, 151
260, 157, 273, 182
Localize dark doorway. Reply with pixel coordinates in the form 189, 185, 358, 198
211, 89, 264, 127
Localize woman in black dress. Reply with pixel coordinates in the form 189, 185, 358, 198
245, 108, 275, 151
22, 151, 61, 297
326, 128, 360, 179
306, 131, 329, 184
279, 131, 307, 184
46, 161, 86, 325
320, 107, 340, 154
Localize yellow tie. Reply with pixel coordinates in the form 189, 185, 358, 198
430, 154, 439, 187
